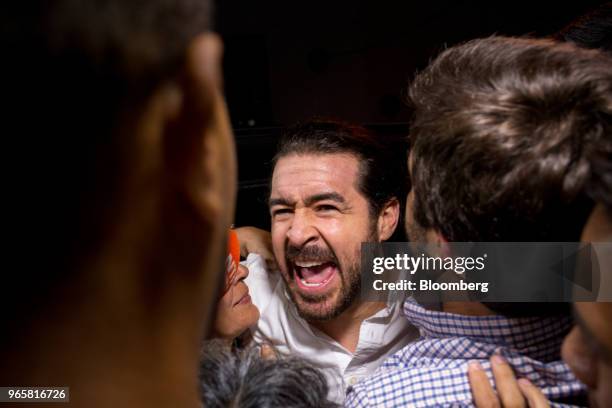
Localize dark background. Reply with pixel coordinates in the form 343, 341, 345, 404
217, 0, 606, 230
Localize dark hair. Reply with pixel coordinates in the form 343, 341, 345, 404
199, 340, 339, 408
408, 36, 612, 243
273, 119, 408, 239
555, 3, 612, 215
554, 2, 612, 54
2, 0, 212, 333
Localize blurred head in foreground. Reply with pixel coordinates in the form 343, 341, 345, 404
1, 1, 236, 406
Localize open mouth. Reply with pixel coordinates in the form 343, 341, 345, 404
293, 260, 339, 292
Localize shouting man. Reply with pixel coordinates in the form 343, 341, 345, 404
245, 120, 417, 403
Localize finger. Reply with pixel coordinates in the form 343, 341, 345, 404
468, 361, 500, 408
224, 256, 237, 292
260, 344, 276, 360
225, 255, 235, 274
490, 354, 525, 408
229, 264, 238, 285
517, 379, 550, 408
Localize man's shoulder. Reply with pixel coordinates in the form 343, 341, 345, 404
346, 354, 473, 408
242, 254, 313, 354
345, 336, 479, 407
243, 253, 284, 312
243, 253, 277, 281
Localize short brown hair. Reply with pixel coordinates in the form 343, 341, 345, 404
408, 36, 612, 242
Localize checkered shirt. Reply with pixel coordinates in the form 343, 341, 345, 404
345, 298, 586, 407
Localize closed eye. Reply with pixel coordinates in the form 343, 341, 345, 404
271, 208, 293, 217
316, 204, 339, 212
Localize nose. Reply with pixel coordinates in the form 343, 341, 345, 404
235, 264, 249, 282
286, 210, 318, 248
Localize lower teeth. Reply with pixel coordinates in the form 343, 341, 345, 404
300, 278, 328, 287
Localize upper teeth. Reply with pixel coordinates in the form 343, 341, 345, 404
295, 261, 324, 268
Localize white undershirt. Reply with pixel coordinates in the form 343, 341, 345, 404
243, 253, 418, 404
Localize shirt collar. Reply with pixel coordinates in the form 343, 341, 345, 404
403, 298, 572, 356
281, 285, 405, 342
281, 283, 402, 320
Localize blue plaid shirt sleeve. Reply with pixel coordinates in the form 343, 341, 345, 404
344, 359, 476, 408
340, 299, 585, 407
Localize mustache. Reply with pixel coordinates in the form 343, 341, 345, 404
286, 245, 338, 264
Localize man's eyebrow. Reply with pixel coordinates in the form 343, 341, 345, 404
304, 192, 345, 207
268, 192, 346, 208
573, 306, 612, 363
269, 197, 293, 207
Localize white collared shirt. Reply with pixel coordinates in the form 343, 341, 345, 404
244, 253, 418, 404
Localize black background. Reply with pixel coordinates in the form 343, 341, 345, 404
217, 1, 606, 229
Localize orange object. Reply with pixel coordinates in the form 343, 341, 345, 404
224, 229, 241, 292
228, 229, 240, 266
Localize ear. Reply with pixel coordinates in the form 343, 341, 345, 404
161, 33, 236, 337
165, 33, 236, 229
377, 198, 400, 241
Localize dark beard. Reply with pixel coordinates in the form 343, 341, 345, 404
283, 227, 377, 321
290, 261, 362, 322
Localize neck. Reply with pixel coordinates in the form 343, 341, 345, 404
310, 301, 386, 353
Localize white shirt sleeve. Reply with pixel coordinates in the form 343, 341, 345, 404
242, 253, 280, 315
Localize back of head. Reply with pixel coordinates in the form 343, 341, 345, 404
1, 0, 214, 337
199, 340, 339, 408
555, 2, 612, 54
274, 119, 409, 240
408, 36, 612, 243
